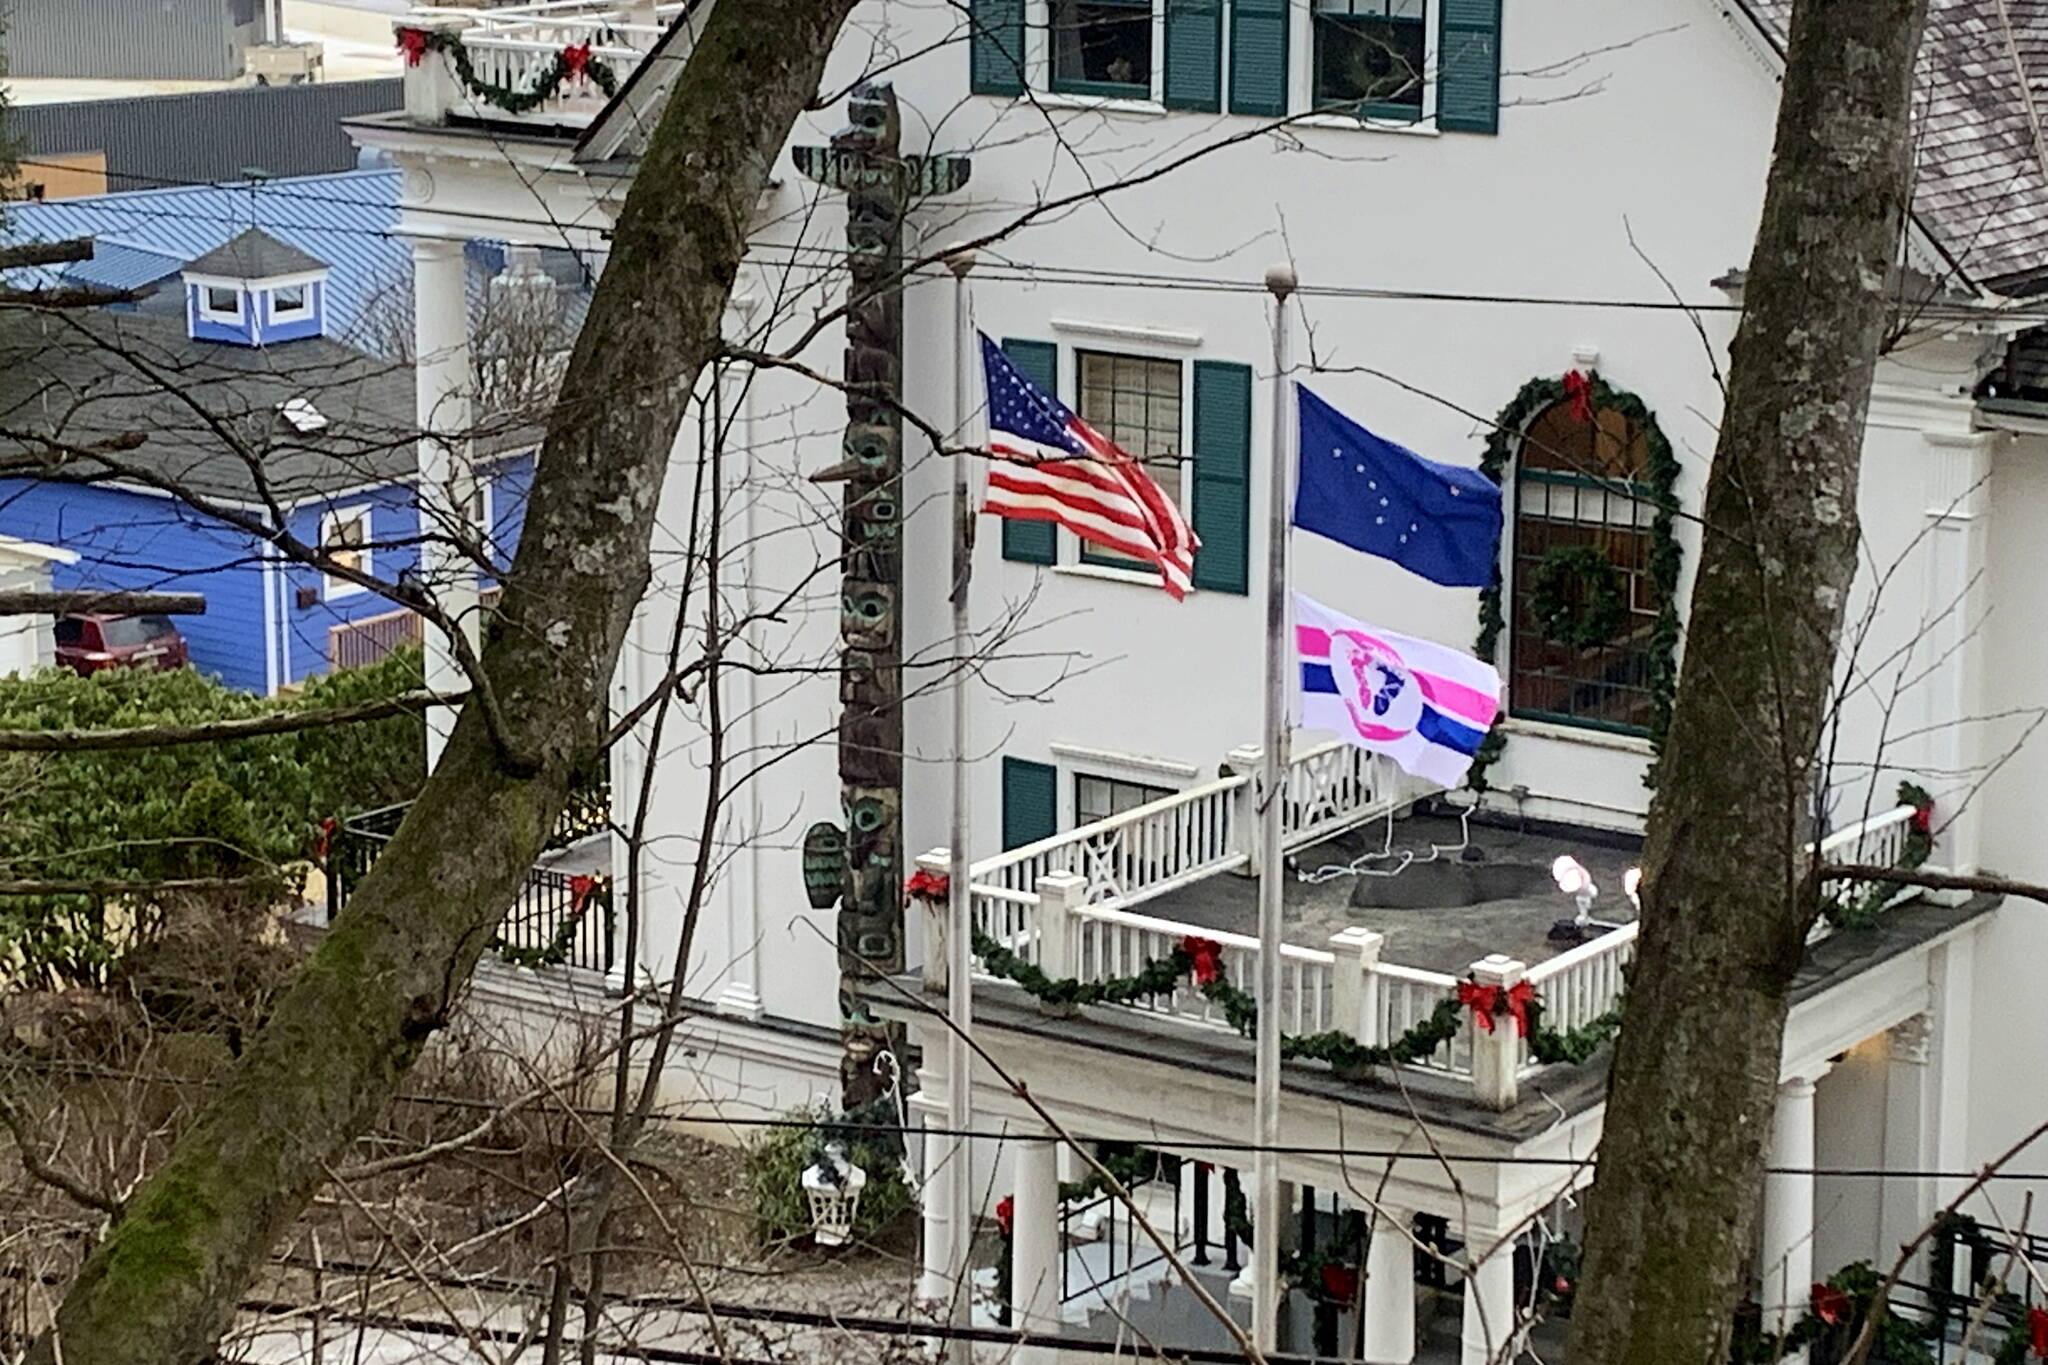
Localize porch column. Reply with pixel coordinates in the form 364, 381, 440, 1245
1363, 1207, 1415, 1364
1460, 1227, 1516, 1365
1762, 1075, 1820, 1334
1916, 429, 1994, 877
1011, 1126, 1061, 1365
911, 1083, 954, 1309
411, 236, 478, 771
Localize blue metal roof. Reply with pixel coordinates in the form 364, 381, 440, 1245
0, 169, 408, 347
58, 239, 186, 292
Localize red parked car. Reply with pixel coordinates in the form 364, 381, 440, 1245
54, 614, 190, 676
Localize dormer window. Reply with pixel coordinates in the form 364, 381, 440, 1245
179, 229, 330, 348
202, 286, 242, 320
272, 284, 308, 315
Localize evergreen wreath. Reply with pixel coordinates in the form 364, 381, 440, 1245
1820, 781, 1936, 931
1526, 544, 1630, 650
397, 28, 621, 115
493, 875, 608, 969
1469, 370, 1683, 792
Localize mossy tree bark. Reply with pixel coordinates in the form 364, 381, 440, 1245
1564, 2, 1928, 1362
26, 0, 859, 1359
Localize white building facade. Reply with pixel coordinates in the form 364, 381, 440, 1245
355, 0, 2048, 1355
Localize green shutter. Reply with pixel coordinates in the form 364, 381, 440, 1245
999, 338, 1059, 565
1437, 0, 1501, 133
1229, 0, 1289, 117
1163, 0, 1223, 112
969, 0, 1026, 96
1002, 757, 1059, 850
1191, 360, 1252, 594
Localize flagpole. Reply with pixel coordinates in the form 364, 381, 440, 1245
943, 245, 977, 1365
1253, 262, 1297, 1353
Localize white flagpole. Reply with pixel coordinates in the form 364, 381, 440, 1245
1252, 263, 1298, 1352
943, 246, 978, 1365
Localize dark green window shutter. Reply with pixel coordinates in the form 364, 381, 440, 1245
1002, 757, 1059, 850
1228, 0, 1289, 117
969, 0, 1026, 96
1437, 0, 1501, 133
1191, 360, 1252, 594
999, 338, 1058, 565
1163, 0, 1223, 112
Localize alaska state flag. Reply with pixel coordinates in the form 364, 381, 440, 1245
1295, 594, 1503, 789
1292, 387, 1503, 588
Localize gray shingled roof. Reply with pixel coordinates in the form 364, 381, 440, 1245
1739, 0, 2048, 291
0, 311, 417, 504
183, 228, 329, 282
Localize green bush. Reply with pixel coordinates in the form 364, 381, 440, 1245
0, 652, 427, 986
741, 1104, 914, 1248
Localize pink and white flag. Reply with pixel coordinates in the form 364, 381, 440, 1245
1294, 593, 1503, 789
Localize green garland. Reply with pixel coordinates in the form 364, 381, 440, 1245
1821, 781, 1936, 930
974, 931, 1546, 1080
1527, 1001, 1623, 1065
1526, 544, 1629, 650
1470, 371, 1683, 792
402, 28, 621, 116
494, 877, 610, 969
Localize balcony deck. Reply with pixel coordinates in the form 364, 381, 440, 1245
1139, 811, 1643, 977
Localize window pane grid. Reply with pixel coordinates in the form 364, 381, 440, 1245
1075, 349, 1182, 569
1076, 773, 1174, 826
1509, 401, 1660, 732
1051, 0, 1152, 96
1312, 0, 1425, 115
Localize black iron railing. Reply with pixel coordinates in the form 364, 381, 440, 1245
1057, 1149, 1188, 1306
324, 777, 614, 974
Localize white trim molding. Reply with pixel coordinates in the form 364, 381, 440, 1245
1048, 741, 1201, 782
318, 504, 374, 599
1048, 317, 1204, 349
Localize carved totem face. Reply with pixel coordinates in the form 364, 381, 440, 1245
840, 785, 902, 966
841, 583, 895, 651
836, 81, 901, 156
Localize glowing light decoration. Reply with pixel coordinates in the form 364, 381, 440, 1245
1624, 866, 1642, 912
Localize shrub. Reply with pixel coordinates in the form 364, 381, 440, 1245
741, 1103, 914, 1248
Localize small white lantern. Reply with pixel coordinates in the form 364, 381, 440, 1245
1623, 866, 1643, 912
1550, 855, 1598, 918
802, 1143, 868, 1247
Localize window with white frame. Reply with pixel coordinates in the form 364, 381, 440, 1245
320, 506, 372, 598
1073, 348, 1184, 570
271, 283, 308, 316
1075, 771, 1174, 826
1311, 0, 1426, 118
1050, 0, 1153, 97
202, 286, 242, 321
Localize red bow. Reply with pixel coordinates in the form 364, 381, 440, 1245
562, 43, 592, 77
1910, 801, 1933, 835
1811, 1282, 1850, 1326
1562, 369, 1595, 423
312, 816, 336, 860
1458, 979, 1536, 1037
995, 1195, 1014, 1237
903, 869, 950, 905
570, 874, 598, 914
2029, 1305, 2047, 1358
1180, 935, 1224, 986
396, 27, 430, 66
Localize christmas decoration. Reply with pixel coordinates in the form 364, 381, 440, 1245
1527, 1003, 1623, 1065
903, 868, 949, 905
995, 1194, 1015, 1237
1181, 934, 1224, 985
311, 815, 336, 860
1470, 370, 1683, 792
495, 874, 610, 969
2029, 1305, 2047, 1359
1821, 780, 1938, 931
395, 27, 620, 116
1526, 543, 1630, 650
1458, 978, 1536, 1036
1811, 1281, 1850, 1326
1562, 369, 1595, 422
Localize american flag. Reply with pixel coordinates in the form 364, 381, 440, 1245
979, 334, 1199, 599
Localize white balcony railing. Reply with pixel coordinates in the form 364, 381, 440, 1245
932, 759, 1931, 1106
402, 3, 689, 128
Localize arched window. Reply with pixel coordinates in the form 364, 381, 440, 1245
1509, 400, 1662, 732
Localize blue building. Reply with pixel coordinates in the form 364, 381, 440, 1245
0, 223, 537, 693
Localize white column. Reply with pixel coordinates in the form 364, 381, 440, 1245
411, 236, 477, 771
715, 332, 764, 1021
1364, 1207, 1415, 1365
1879, 1015, 1934, 1277
1011, 1128, 1061, 1365
1917, 429, 1994, 877
912, 1084, 954, 1308
1460, 1229, 1516, 1365
1762, 1075, 1819, 1334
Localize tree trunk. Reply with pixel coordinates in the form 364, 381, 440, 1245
1564, 3, 1928, 1363
26, 1, 858, 1358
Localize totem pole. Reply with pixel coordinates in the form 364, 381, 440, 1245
793, 83, 970, 1107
